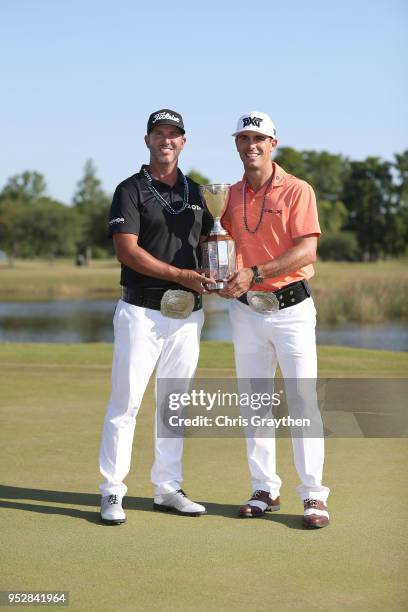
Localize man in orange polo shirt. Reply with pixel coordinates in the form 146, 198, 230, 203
220, 111, 330, 528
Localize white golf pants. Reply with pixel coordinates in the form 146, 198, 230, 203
99, 299, 204, 498
229, 297, 330, 502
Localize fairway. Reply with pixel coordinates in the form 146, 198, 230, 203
1, 343, 407, 611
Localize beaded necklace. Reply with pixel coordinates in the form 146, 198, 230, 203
242, 167, 275, 233
142, 166, 190, 215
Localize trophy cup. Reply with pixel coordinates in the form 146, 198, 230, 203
199, 184, 236, 290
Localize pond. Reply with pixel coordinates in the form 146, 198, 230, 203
0, 298, 407, 351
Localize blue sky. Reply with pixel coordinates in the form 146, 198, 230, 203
1, 0, 407, 203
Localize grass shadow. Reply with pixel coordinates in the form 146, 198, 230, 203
202, 501, 304, 529
264, 512, 305, 530
0, 500, 103, 525
0, 485, 152, 524
0, 485, 305, 529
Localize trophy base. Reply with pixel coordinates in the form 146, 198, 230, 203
201, 235, 236, 294
206, 280, 227, 291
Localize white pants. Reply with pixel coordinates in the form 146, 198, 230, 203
99, 299, 204, 498
229, 297, 330, 502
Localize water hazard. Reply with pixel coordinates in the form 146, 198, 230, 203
0, 297, 407, 351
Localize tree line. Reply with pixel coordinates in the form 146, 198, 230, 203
0, 150, 407, 263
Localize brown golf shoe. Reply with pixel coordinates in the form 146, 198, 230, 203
238, 490, 280, 518
302, 498, 329, 529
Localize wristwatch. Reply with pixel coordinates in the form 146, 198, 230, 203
251, 265, 263, 284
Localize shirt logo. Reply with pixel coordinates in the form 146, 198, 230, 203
242, 116, 263, 128
152, 112, 180, 124
109, 217, 125, 225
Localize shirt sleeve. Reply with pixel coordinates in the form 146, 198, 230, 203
108, 184, 140, 237
289, 181, 321, 239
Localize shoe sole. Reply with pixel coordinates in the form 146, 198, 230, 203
302, 520, 329, 529
238, 505, 281, 518
101, 517, 127, 525
153, 503, 206, 517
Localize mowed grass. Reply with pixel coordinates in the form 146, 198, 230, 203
0, 342, 407, 611
1, 258, 408, 323
0, 258, 120, 301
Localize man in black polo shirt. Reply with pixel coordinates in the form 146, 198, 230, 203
99, 109, 213, 524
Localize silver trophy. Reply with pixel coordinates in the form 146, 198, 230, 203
199, 184, 236, 290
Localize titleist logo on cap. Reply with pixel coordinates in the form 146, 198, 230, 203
147, 108, 185, 134
152, 112, 180, 124
242, 116, 263, 128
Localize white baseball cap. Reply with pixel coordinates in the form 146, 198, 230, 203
232, 111, 277, 139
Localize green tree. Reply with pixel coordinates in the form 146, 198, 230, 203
275, 148, 350, 235
394, 150, 408, 186
0, 171, 47, 202
0, 171, 49, 259
73, 160, 107, 210
274, 147, 306, 180
343, 157, 394, 260
25, 198, 82, 257
316, 199, 348, 234
386, 150, 408, 255
318, 231, 360, 261
0, 197, 29, 258
304, 151, 350, 203
0, 196, 81, 258
187, 169, 211, 185
72, 159, 111, 258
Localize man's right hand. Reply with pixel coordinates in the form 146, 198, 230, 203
178, 269, 215, 294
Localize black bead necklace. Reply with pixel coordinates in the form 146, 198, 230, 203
142, 167, 190, 215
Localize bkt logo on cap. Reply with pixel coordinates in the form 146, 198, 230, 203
233, 111, 277, 139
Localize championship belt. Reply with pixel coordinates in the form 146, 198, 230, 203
246, 291, 280, 314
160, 290, 195, 319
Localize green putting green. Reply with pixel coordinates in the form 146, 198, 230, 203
0, 343, 407, 611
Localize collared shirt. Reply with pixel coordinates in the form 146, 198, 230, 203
221, 162, 321, 291
108, 165, 213, 290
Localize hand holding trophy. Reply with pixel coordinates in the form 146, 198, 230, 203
199, 184, 236, 290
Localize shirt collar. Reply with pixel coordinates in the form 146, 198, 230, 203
241, 161, 288, 191
140, 164, 184, 188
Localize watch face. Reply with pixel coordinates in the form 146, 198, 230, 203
252, 266, 262, 284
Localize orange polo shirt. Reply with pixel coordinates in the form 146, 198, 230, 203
221, 162, 321, 291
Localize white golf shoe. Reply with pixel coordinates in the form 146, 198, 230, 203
100, 494, 126, 525
153, 489, 206, 516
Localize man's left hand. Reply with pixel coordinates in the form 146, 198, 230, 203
219, 268, 254, 299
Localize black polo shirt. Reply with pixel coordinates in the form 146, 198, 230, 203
108, 165, 213, 290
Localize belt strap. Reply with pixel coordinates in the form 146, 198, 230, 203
238, 280, 310, 310
121, 286, 202, 312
